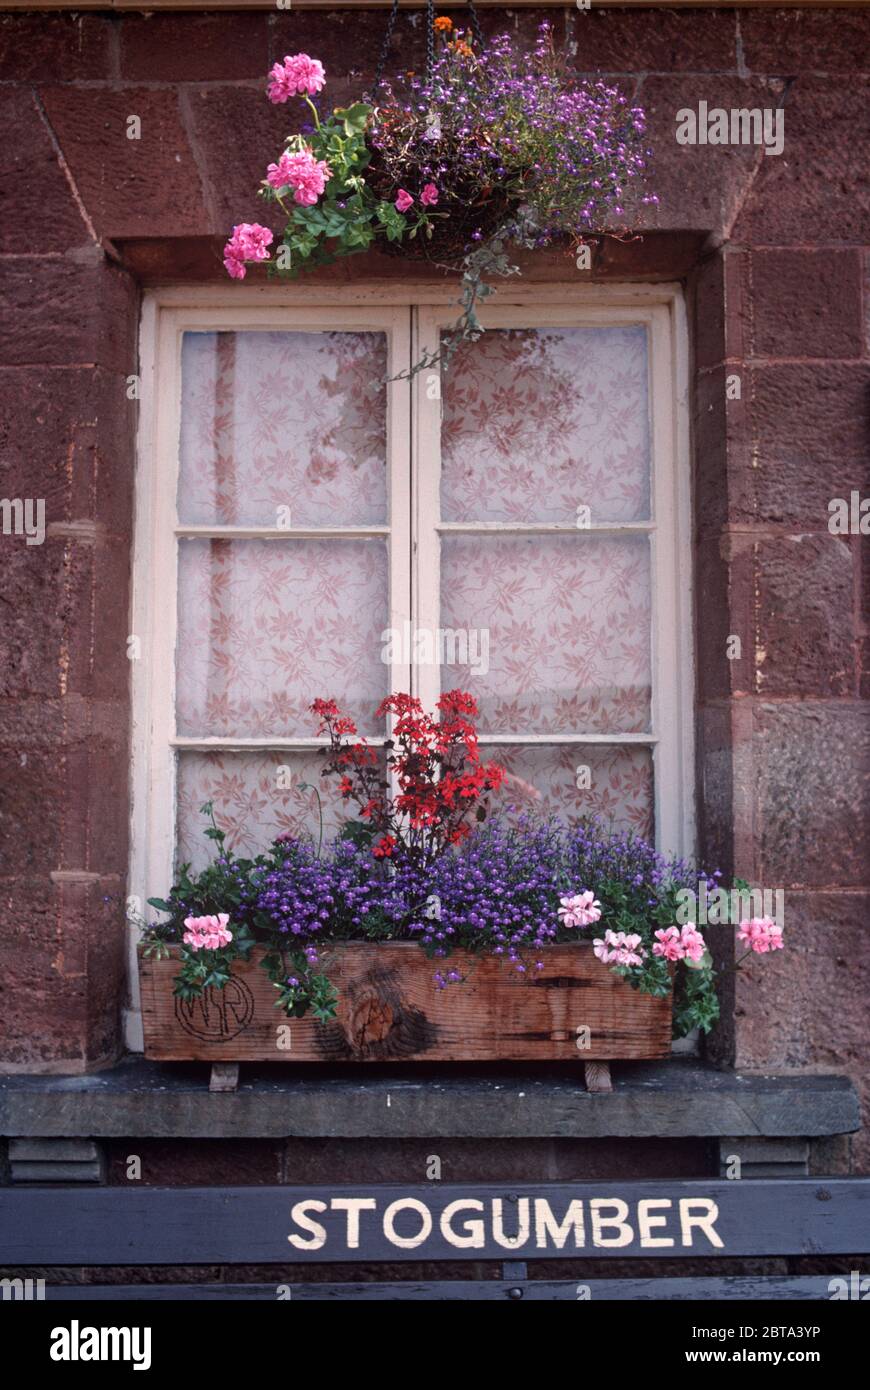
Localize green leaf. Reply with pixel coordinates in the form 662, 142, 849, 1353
339, 102, 371, 136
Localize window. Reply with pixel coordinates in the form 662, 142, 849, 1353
129, 284, 692, 1038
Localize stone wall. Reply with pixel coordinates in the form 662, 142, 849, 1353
0, 7, 867, 1165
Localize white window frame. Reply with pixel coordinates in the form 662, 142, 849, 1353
127, 281, 693, 1048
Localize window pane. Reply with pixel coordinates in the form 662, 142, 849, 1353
178, 331, 387, 526
177, 750, 380, 873
493, 743, 653, 840
176, 538, 389, 737
441, 326, 650, 524
440, 533, 651, 735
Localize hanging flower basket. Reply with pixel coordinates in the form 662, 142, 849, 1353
223, 16, 658, 365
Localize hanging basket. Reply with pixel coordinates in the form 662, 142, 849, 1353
370, 183, 515, 269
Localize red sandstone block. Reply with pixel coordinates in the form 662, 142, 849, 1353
732, 77, 870, 245
0, 537, 84, 700
740, 9, 870, 75
748, 363, 870, 525
569, 6, 737, 74
64, 735, 132, 876
693, 253, 727, 371
39, 86, 213, 240
0, 13, 113, 82
184, 84, 300, 232
753, 703, 870, 888
0, 888, 122, 1068
271, 8, 409, 79
0, 367, 135, 537
120, 13, 268, 83
860, 638, 870, 701
692, 249, 751, 370
635, 75, 768, 238
695, 532, 755, 704
0, 748, 65, 875
735, 890, 870, 1175
0, 88, 90, 253
755, 534, 854, 698
0, 257, 137, 370
750, 250, 864, 359
693, 364, 754, 533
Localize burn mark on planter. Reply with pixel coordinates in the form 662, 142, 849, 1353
315, 964, 440, 1060
174, 979, 255, 1042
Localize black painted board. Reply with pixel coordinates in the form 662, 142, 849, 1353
1, 1180, 867, 1264
1, 1178, 867, 1267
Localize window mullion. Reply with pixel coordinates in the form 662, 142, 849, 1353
412, 307, 443, 716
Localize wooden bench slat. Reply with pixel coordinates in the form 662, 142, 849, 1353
39, 1276, 844, 1301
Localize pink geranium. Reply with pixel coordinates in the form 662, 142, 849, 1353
593, 929, 647, 967
652, 925, 684, 962
395, 189, 414, 213
558, 890, 602, 929
223, 222, 273, 280
420, 183, 439, 206
680, 922, 707, 963
268, 53, 326, 103
183, 913, 233, 951
267, 149, 331, 205
737, 917, 784, 954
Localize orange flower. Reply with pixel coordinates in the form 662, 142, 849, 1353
450, 39, 473, 57
434, 15, 453, 33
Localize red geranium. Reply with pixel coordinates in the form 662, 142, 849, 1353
310, 691, 504, 868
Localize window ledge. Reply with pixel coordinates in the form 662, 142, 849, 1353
0, 1058, 859, 1142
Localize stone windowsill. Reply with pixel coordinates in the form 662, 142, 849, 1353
0, 1057, 859, 1142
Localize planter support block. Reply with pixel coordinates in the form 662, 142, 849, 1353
209, 1064, 240, 1094
584, 1061, 612, 1093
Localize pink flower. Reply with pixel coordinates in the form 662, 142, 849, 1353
558, 890, 602, 929
224, 249, 246, 281
267, 149, 331, 205
593, 929, 647, 967
737, 917, 784, 954
395, 189, 414, 213
183, 913, 233, 951
223, 222, 273, 280
680, 922, 707, 963
652, 926, 684, 962
420, 183, 439, 207
268, 53, 326, 103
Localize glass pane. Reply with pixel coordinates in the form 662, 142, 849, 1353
440, 533, 651, 735
176, 538, 389, 738
177, 750, 382, 873
441, 326, 650, 523
178, 330, 387, 526
493, 743, 653, 840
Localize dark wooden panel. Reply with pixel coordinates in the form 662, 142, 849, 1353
42, 1276, 844, 1301
2, 1180, 868, 1265
139, 943, 672, 1063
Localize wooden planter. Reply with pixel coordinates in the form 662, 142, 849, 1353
139, 942, 671, 1092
